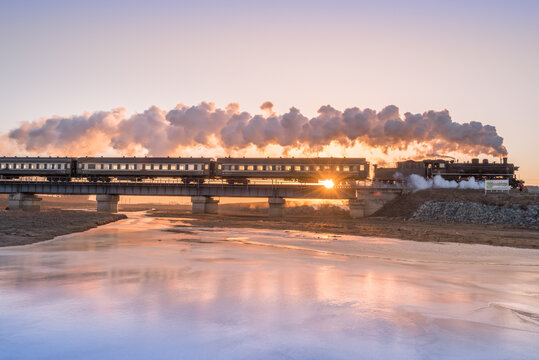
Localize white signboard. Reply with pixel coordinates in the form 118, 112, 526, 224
485, 179, 510, 192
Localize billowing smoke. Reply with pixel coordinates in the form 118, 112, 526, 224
408, 174, 484, 191
6, 102, 507, 156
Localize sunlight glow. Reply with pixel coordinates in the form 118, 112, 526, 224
319, 179, 335, 189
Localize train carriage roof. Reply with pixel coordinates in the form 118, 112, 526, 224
216, 157, 367, 164
77, 157, 213, 163
1, 157, 72, 162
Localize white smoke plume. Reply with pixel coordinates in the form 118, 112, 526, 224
6, 102, 508, 156
408, 174, 484, 191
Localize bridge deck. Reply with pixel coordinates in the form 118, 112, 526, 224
0, 181, 404, 199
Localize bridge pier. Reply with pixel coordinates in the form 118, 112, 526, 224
349, 191, 401, 218
268, 197, 286, 218
96, 194, 119, 213
348, 198, 365, 218
191, 196, 219, 214
8, 193, 42, 211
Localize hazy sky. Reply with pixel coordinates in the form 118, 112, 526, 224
1, 0, 538, 183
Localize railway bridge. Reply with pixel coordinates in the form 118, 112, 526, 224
0, 181, 405, 218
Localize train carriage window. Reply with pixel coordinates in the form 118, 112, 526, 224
323, 165, 330, 171
343, 166, 350, 171
179, 164, 185, 171
88, 164, 96, 170
262, 165, 267, 171
66, 163, 71, 169
100, 164, 104, 170
285, 165, 292, 171
336, 166, 341, 171
234, 165, 239, 171
193, 164, 198, 170
15, 163, 21, 169
360, 165, 365, 171
247, 165, 254, 171
204, 164, 209, 170
294, 166, 300, 171
239, 165, 245, 171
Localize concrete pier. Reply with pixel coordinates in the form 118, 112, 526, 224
191, 196, 219, 214
8, 193, 42, 211
348, 198, 365, 219
268, 197, 286, 218
349, 190, 401, 218
96, 194, 119, 213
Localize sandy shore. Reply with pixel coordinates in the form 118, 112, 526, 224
151, 209, 539, 249
0, 210, 127, 247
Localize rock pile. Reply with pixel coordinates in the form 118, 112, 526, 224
411, 201, 539, 227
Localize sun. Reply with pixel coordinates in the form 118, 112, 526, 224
318, 179, 335, 189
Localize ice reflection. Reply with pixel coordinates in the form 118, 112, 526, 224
0, 214, 538, 359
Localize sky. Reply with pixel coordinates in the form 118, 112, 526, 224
1, 0, 538, 183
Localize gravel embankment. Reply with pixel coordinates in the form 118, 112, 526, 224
412, 201, 539, 227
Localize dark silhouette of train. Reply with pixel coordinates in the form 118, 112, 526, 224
0, 156, 522, 187
373, 157, 522, 187
0, 156, 369, 184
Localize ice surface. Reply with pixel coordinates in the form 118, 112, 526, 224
0, 214, 538, 359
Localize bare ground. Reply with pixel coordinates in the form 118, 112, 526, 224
1, 189, 538, 249
0, 210, 127, 247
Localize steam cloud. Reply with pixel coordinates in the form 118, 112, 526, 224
407, 174, 485, 191
6, 102, 507, 156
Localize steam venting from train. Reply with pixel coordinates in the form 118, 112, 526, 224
5, 102, 507, 156
407, 174, 484, 191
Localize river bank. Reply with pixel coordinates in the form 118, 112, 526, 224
0, 210, 127, 247
150, 210, 539, 249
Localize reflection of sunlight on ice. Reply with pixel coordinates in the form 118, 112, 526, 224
1, 216, 538, 359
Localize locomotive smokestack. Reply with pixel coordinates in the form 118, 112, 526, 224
503, 157, 508, 164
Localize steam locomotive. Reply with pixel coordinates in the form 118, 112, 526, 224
373, 157, 522, 187
0, 156, 370, 184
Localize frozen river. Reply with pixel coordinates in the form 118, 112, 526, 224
0, 214, 538, 359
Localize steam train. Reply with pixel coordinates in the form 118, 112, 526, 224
373, 157, 522, 187
0, 156, 522, 187
0, 156, 370, 184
